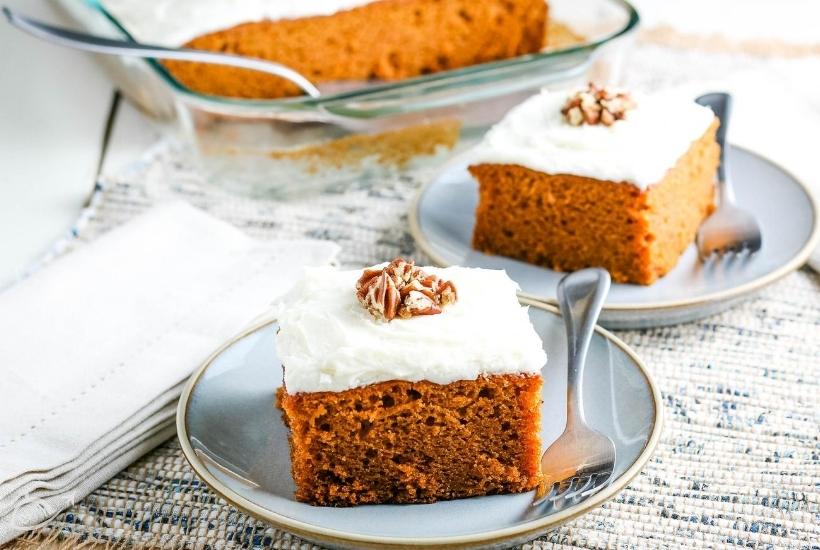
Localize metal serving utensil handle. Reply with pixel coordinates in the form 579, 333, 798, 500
557, 268, 611, 429
696, 92, 734, 205
2, 6, 321, 99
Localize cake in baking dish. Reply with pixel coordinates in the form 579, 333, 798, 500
468, 83, 720, 285
275, 258, 545, 505
161, 0, 549, 99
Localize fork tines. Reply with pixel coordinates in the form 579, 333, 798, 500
532, 470, 614, 508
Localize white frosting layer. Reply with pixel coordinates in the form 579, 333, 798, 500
101, 0, 375, 45
275, 266, 547, 394
469, 88, 716, 189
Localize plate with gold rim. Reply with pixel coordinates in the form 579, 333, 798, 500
410, 146, 820, 329
177, 299, 662, 550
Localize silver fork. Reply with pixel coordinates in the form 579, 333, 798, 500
694, 93, 763, 260
533, 268, 616, 509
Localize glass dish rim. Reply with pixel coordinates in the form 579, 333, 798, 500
84, 0, 639, 111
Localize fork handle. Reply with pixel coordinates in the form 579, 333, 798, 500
557, 268, 611, 428
696, 92, 735, 205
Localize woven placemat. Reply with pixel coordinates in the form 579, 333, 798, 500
11, 37, 820, 549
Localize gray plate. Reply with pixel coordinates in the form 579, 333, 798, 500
177, 300, 662, 550
410, 146, 820, 329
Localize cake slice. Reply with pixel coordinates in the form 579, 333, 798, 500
163, 0, 549, 99
468, 84, 720, 285
275, 258, 546, 505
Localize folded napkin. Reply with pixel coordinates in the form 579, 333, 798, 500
0, 201, 339, 543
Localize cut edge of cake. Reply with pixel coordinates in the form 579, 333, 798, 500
277, 374, 542, 506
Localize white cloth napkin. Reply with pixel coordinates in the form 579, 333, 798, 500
0, 201, 339, 543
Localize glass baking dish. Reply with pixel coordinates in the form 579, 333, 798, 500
57, 0, 639, 198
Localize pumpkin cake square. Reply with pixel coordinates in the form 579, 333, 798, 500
275, 258, 546, 505
468, 84, 720, 285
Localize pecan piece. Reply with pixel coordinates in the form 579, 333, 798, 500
561, 82, 636, 127
399, 290, 441, 319
355, 258, 458, 322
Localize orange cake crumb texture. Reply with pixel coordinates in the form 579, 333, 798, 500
470, 119, 720, 285
163, 0, 548, 99
277, 374, 542, 506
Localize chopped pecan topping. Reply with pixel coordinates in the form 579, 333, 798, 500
355, 258, 458, 322
561, 82, 636, 127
